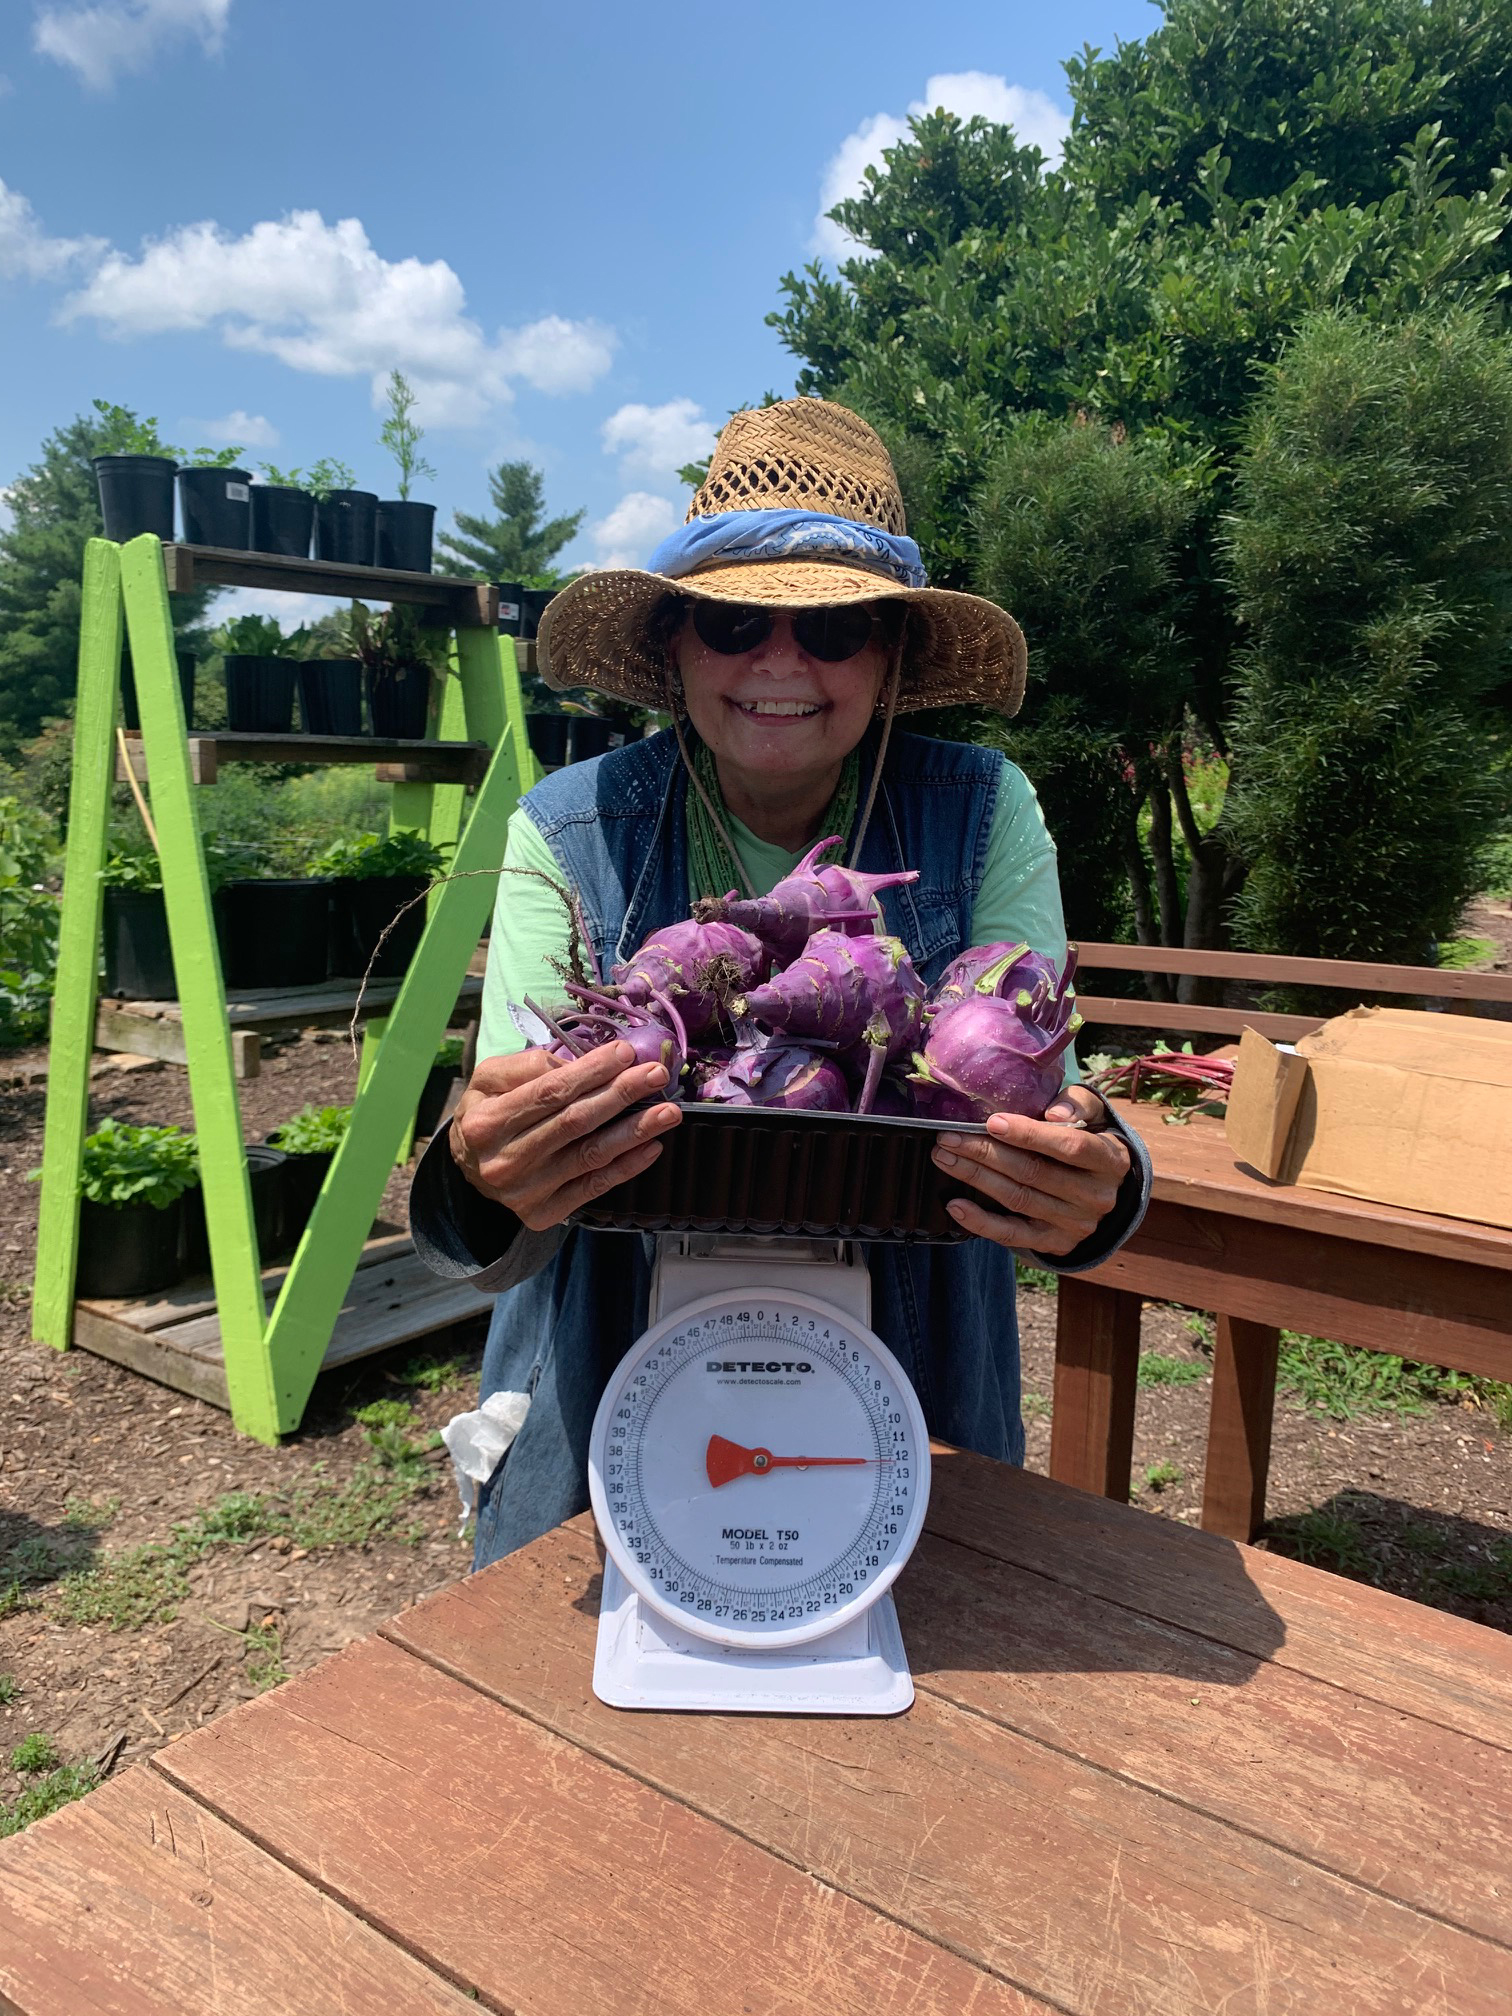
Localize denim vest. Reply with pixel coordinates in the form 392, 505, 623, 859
471, 727, 1029, 1567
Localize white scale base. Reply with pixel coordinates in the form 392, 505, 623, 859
591, 1235, 916, 1717
594, 1557, 913, 1715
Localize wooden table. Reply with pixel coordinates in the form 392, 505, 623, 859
3, 1452, 1511, 2014
1051, 1099, 1512, 1541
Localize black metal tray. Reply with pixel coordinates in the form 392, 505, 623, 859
573, 1102, 989, 1243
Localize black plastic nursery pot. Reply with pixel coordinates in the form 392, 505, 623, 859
526, 713, 570, 768
177, 467, 253, 548
268, 1147, 334, 1252
93, 455, 177, 542
496, 581, 525, 635
520, 586, 556, 640
330, 873, 428, 980
121, 648, 195, 732
415, 1063, 461, 1138
314, 489, 378, 566
364, 664, 431, 739
77, 1194, 186, 1299
297, 659, 364, 736
101, 887, 176, 1000
567, 715, 622, 763
251, 484, 315, 557
180, 1147, 287, 1273
215, 879, 333, 990
224, 654, 297, 732
376, 499, 435, 573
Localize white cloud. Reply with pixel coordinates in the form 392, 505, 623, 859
591, 492, 678, 570
0, 176, 105, 279
811, 72, 1069, 259
212, 586, 345, 630
183, 407, 277, 448
62, 209, 616, 426
33, 0, 230, 92
602, 398, 716, 478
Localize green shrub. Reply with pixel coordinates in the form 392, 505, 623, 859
309, 830, 447, 880
0, 795, 60, 1047
76, 1120, 199, 1210
10, 1733, 59, 1774
267, 1105, 351, 1156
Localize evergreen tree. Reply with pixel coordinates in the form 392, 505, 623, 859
436, 461, 583, 583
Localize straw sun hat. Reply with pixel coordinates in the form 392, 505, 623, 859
537, 398, 1027, 716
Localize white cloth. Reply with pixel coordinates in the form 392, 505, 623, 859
441, 1390, 531, 1532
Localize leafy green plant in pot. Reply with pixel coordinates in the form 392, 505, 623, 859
338, 601, 445, 740
251, 461, 315, 558
375, 371, 437, 573
311, 455, 377, 566
313, 830, 447, 980
180, 1141, 288, 1276
213, 842, 335, 991
120, 646, 195, 734
69, 1119, 199, 1298
177, 444, 253, 548
91, 401, 178, 542
102, 841, 255, 999
263, 1103, 350, 1250
212, 612, 298, 732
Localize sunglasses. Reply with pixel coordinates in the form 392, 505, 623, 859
690, 601, 885, 663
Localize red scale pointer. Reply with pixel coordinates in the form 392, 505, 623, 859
706, 1434, 892, 1489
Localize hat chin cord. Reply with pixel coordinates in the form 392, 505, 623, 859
662, 630, 904, 898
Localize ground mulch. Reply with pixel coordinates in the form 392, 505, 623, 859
2, 1009, 1509, 1827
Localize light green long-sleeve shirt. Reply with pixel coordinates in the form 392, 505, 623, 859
477, 756, 1078, 1081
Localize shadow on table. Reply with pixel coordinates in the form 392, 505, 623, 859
905, 1449, 1288, 1689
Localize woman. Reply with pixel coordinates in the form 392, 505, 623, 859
411, 399, 1151, 1568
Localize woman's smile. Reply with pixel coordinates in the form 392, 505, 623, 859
729, 695, 827, 719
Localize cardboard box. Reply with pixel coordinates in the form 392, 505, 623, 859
1225, 1007, 1512, 1229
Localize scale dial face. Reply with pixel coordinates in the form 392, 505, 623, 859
588, 1287, 929, 1651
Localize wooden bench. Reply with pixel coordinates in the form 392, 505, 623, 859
1074, 940, 1512, 1044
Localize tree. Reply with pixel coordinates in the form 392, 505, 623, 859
377, 370, 436, 501
436, 461, 583, 583
0, 408, 213, 752
1224, 310, 1512, 964
768, 0, 1512, 954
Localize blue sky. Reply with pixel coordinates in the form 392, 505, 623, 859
1, 0, 1155, 606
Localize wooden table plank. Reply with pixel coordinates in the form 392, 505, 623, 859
927, 1450, 1512, 1752
383, 1527, 1512, 2016
898, 1531, 1512, 1946
0, 1772, 476, 2015
153, 1635, 1044, 2016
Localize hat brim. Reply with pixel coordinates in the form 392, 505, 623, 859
536, 560, 1026, 716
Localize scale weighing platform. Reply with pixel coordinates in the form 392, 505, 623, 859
587, 1234, 931, 1716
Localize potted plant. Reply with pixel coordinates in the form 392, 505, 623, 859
497, 581, 525, 634
375, 370, 437, 573
520, 584, 557, 640
263, 1103, 350, 1249
214, 851, 334, 990
415, 1037, 464, 1138
287, 624, 364, 738
565, 705, 623, 764
313, 830, 447, 980
91, 400, 177, 542
211, 613, 298, 732
177, 445, 253, 548
310, 457, 375, 566
72, 1119, 199, 1298
339, 601, 444, 739
100, 848, 174, 1000
525, 711, 570, 768
252, 463, 317, 557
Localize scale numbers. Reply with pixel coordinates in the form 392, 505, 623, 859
588, 1287, 929, 1650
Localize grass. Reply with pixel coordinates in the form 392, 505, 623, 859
10, 1733, 58, 1773
1278, 1332, 1512, 1426
1138, 1352, 1207, 1388
52, 1459, 429, 1632
0, 1675, 18, 1705
1436, 934, 1497, 970
243, 1622, 288, 1692
397, 1351, 473, 1394
62, 1494, 119, 1531
1015, 1266, 1059, 1294
1021, 1390, 1052, 1421
0, 1762, 98, 1837
1141, 1460, 1183, 1492
1274, 1504, 1373, 1577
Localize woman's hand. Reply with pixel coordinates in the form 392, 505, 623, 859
931, 1082, 1130, 1258
449, 1042, 682, 1231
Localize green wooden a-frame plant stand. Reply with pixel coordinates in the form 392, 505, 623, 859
31, 534, 537, 1443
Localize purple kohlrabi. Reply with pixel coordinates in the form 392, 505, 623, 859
696, 1044, 851, 1112
532, 981, 690, 1085
909, 957, 1082, 1122
695, 835, 919, 964
930, 941, 1077, 1014
610, 919, 769, 1039
735, 930, 926, 1058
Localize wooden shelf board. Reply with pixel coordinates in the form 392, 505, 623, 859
162, 544, 498, 625
98, 973, 482, 1037
72, 1234, 486, 1409
116, 731, 490, 787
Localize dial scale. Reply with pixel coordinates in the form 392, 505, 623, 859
588, 1238, 930, 1715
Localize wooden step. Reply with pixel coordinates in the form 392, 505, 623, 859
161, 543, 498, 624
71, 1233, 485, 1410
116, 731, 492, 787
